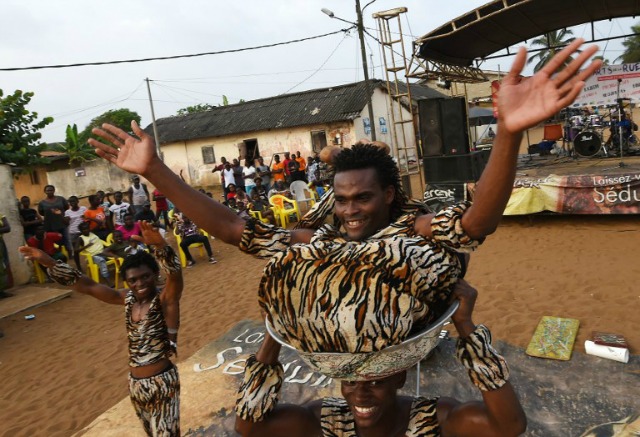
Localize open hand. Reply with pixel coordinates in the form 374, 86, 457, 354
88, 121, 159, 177
498, 38, 602, 134
19, 246, 56, 268
139, 221, 166, 247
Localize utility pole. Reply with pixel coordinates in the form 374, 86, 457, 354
145, 78, 163, 160
356, 0, 377, 141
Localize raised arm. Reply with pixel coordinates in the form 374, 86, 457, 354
235, 332, 321, 437
415, 39, 601, 240
18, 246, 125, 305
438, 280, 526, 437
89, 122, 246, 246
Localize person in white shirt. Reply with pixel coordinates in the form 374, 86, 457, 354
64, 195, 87, 268
243, 158, 257, 196
109, 191, 133, 227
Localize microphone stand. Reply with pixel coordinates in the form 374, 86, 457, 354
604, 79, 633, 170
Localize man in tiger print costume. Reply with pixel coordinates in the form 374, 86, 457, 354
234, 280, 527, 437
19, 222, 183, 437
88, 39, 599, 435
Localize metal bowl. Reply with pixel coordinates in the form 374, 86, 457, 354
266, 301, 459, 381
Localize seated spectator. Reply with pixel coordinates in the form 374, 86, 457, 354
75, 222, 111, 287
19, 196, 43, 240
251, 177, 268, 200
116, 213, 142, 241
268, 180, 291, 199
125, 237, 143, 256
133, 201, 156, 224
248, 191, 275, 225
236, 201, 251, 221
235, 188, 249, 206
227, 198, 238, 211
226, 184, 238, 202
108, 191, 132, 228
102, 230, 129, 259
177, 216, 216, 266
26, 226, 67, 262
84, 194, 109, 240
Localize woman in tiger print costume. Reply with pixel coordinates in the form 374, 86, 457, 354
19, 222, 183, 437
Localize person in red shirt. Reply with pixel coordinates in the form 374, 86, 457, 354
282, 152, 293, 183
26, 226, 67, 262
152, 189, 171, 229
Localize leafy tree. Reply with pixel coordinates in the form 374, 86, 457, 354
176, 103, 215, 116
0, 89, 53, 167
593, 55, 610, 66
50, 124, 97, 166
527, 29, 577, 72
618, 24, 640, 63
79, 108, 141, 145
222, 95, 229, 106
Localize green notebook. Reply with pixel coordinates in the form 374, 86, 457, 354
526, 316, 580, 361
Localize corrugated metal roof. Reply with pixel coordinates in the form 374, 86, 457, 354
147, 80, 447, 144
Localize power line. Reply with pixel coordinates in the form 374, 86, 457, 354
0, 27, 355, 72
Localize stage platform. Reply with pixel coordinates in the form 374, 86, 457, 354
472, 153, 640, 215
76, 320, 639, 437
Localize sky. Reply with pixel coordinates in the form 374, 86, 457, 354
1, 0, 637, 143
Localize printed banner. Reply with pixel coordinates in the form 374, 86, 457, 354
423, 182, 467, 212
573, 63, 640, 107
468, 172, 640, 215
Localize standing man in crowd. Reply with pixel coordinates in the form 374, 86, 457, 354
294, 151, 307, 182
255, 157, 271, 191
271, 154, 285, 186
64, 195, 87, 268
19, 196, 43, 240
38, 185, 70, 255
128, 175, 150, 216
0, 212, 11, 300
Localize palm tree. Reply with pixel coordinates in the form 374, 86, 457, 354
527, 29, 577, 72
618, 24, 640, 63
51, 124, 97, 166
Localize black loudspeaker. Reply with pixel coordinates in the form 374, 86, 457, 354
418, 99, 443, 156
440, 97, 470, 155
418, 97, 470, 157
423, 150, 491, 183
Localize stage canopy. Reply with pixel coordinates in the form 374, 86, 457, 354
414, 0, 639, 68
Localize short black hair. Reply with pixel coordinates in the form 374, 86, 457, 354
44, 184, 55, 191
333, 143, 407, 220
119, 251, 159, 278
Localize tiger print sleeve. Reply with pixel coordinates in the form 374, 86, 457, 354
239, 218, 292, 259
430, 201, 483, 252
294, 188, 336, 230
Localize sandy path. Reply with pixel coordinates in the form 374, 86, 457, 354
0, 215, 638, 436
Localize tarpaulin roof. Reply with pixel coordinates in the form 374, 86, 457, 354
415, 0, 640, 67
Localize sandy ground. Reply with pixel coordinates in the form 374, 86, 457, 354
0, 214, 639, 436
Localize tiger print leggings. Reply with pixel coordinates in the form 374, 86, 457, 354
128, 365, 180, 437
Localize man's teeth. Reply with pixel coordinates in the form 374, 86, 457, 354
347, 220, 364, 226
354, 406, 375, 414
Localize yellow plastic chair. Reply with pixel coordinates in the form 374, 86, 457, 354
269, 195, 301, 227
105, 232, 115, 245
80, 239, 120, 287
249, 210, 270, 224
173, 227, 210, 267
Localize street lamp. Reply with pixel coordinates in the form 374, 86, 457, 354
322, 1, 377, 140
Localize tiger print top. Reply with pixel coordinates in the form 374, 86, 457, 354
321, 396, 440, 436
240, 202, 480, 354
125, 290, 171, 367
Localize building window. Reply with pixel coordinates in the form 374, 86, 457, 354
29, 170, 40, 185
202, 146, 215, 164
311, 131, 327, 153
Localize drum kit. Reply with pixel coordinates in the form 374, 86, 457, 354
568, 101, 639, 158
